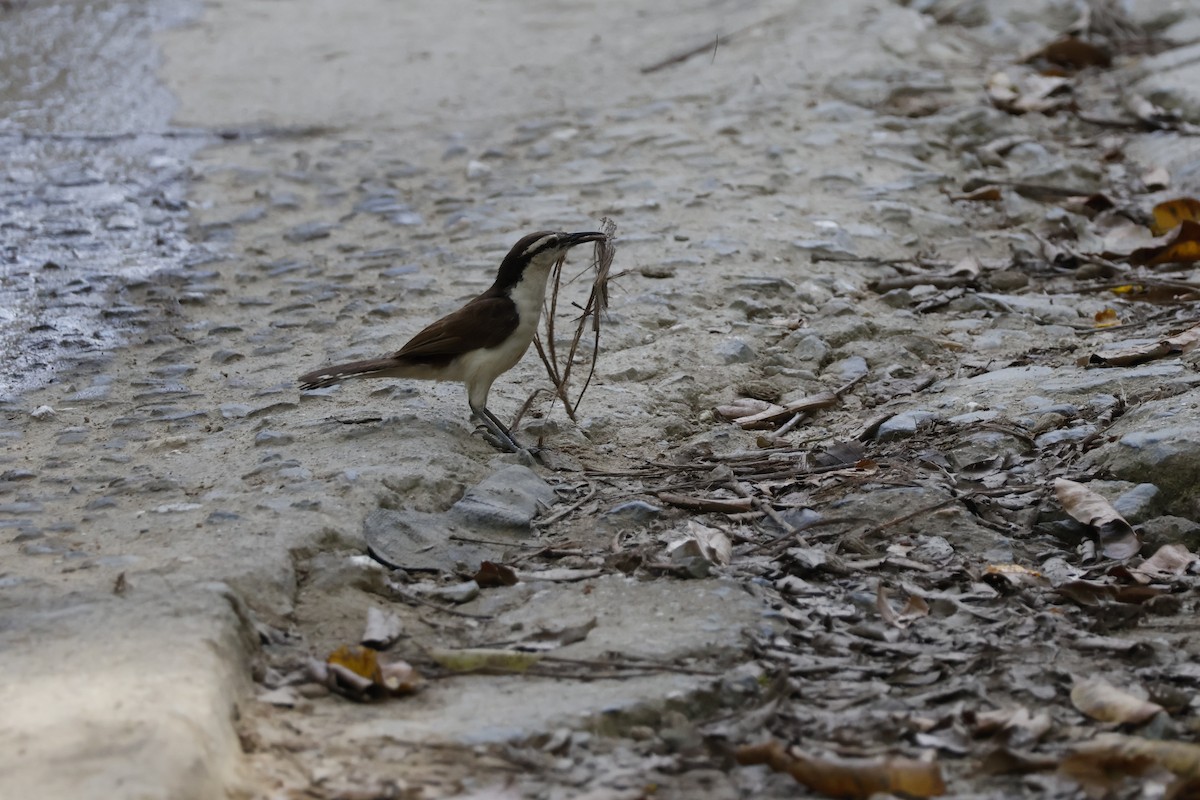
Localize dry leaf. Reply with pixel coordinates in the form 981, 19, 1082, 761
876, 583, 930, 628
474, 560, 519, 588
735, 740, 946, 798
1086, 320, 1200, 367
667, 520, 733, 567
987, 70, 1073, 115
328, 644, 382, 683
1093, 308, 1120, 328
1070, 677, 1164, 724
1061, 734, 1200, 798
1054, 478, 1141, 560
1150, 198, 1200, 236
1135, 544, 1198, 579
314, 645, 421, 701
951, 186, 1002, 202
1129, 220, 1200, 267
1028, 36, 1112, 70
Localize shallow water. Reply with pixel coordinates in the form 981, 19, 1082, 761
0, 0, 200, 398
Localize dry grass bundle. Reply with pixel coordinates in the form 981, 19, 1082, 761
522, 218, 617, 425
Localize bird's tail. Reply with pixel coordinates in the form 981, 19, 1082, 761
298, 357, 404, 390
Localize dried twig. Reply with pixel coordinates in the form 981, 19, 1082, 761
532, 219, 617, 422
640, 14, 786, 73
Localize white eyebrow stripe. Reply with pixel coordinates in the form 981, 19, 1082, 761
521, 235, 557, 257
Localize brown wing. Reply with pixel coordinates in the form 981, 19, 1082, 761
393, 293, 519, 365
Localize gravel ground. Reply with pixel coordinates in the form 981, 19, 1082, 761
4, 0, 1200, 798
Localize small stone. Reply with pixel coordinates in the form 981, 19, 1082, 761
876, 411, 936, 441
219, 403, 253, 419
255, 430, 295, 447
153, 503, 203, 514
824, 355, 869, 383
451, 466, 556, 529
880, 288, 914, 308
283, 222, 333, 243
1113, 483, 1162, 524
0, 502, 44, 515
211, 350, 245, 365
713, 338, 756, 365
466, 160, 492, 181
30, 405, 56, 420
604, 500, 663, 524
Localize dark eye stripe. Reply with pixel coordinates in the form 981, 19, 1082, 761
521, 234, 558, 258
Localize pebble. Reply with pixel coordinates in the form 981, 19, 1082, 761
30, 405, 56, 420
604, 500, 663, 524
283, 222, 333, 243
713, 338, 756, 365
255, 430, 295, 447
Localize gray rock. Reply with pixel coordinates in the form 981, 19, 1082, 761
604, 500, 663, 525
877, 411, 939, 441
451, 465, 556, 529
219, 403, 253, 419
254, 430, 294, 447
1110, 483, 1163, 524
283, 221, 333, 243
1085, 390, 1200, 515
824, 355, 868, 383
713, 338, 756, 365
1139, 515, 1200, 552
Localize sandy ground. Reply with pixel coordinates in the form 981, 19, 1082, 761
5, 0, 1200, 797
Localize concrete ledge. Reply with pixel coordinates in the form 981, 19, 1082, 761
0, 584, 255, 800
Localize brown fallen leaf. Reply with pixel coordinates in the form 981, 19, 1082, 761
971, 706, 1052, 747
474, 560, 519, 588
1070, 677, 1164, 725
1150, 198, 1200, 236
735, 740, 946, 799
876, 583, 930, 629
1135, 544, 1199, 579
1061, 733, 1200, 799
1054, 478, 1141, 560
1027, 36, 1112, 70
980, 747, 1059, 775
1085, 320, 1200, 368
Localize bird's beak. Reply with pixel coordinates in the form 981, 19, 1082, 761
563, 231, 608, 248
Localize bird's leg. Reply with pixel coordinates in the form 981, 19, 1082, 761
471, 405, 524, 454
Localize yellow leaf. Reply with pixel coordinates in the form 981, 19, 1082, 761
1150, 197, 1200, 236
327, 645, 382, 682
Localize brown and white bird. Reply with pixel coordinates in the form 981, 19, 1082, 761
299, 230, 607, 452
